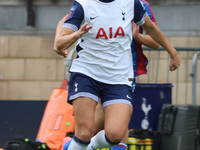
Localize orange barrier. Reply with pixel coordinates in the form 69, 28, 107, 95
36, 88, 75, 150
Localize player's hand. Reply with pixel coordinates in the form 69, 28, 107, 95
76, 22, 93, 38
132, 21, 140, 38
54, 49, 68, 58
169, 54, 181, 71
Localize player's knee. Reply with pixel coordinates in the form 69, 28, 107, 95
78, 128, 93, 141
77, 122, 94, 141
105, 129, 124, 144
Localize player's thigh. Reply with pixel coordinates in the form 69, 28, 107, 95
103, 103, 132, 141
93, 101, 105, 136
72, 97, 97, 139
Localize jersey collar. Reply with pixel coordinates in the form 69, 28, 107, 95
99, 0, 114, 3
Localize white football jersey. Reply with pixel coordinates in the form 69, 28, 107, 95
65, 0, 147, 86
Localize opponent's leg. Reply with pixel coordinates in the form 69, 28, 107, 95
93, 101, 105, 136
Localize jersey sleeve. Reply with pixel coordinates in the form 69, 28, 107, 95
62, 1, 84, 31
142, 0, 157, 25
133, 0, 148, 26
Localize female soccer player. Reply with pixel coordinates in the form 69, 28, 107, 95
54, 0, 180, 149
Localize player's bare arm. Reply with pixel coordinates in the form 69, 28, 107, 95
53, 15, 69, 58
55, 23, 92, 52
141, 15, 181, 71
54, 15, 69, 45
132, 21, 160, 49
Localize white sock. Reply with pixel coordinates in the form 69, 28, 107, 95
86, 130, 117, 150
68, 136, 89, 150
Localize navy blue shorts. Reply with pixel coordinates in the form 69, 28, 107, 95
67, 72, 133, 108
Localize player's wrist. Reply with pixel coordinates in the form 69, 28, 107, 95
74, 31, 82, 39
169, 49, 178, 59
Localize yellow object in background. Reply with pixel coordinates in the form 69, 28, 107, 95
142, 138, 153, 150
127, 137, 138, 150
127, 137, 153, 150
94, 137, 153, 150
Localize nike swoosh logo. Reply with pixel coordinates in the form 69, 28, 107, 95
127, 95, 131, 99
90, 16, 98, 20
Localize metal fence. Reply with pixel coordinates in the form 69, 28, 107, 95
141, 47, 200, 105
64, 47, 200, 106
